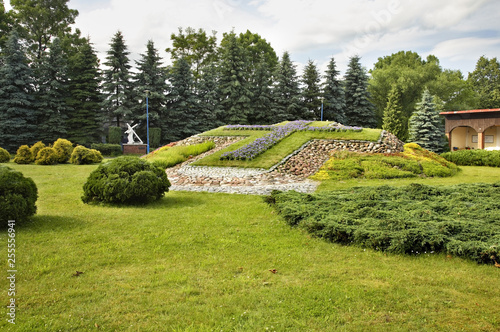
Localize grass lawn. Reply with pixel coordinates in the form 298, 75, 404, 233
1, 163, 499, 331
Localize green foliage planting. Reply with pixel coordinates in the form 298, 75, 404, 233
0, 147, 10, 163
82, 156, 170, 204
34, 147, 58, 165
30, 141, 46, 160
149, 127, 161, 148
441, 149, 500, 167
267, 183, 500, 264
312, 143, 458, 181
91, 143, 122, 157
0, 165, 37, 225
143, 141, 216, 169
53, 138, 74, 163
108, 126, 122, 145
13, 145, 33, 164
69, 146, 103, 165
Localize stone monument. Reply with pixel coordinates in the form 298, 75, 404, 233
122, 123, 148, 155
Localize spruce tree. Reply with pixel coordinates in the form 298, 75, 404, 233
102, 31, 134, 128
301, 59, 322, 120
408, 89, 445, 153
195, 61, 222, 131
164, 57, 198, 142
66, 38, 102, 145
322, 57, 346, 123
344, 55, 376, 128
273, 51, 304, 121
35, 37, 71, 142
217, 31, 253, 124
0, 30, 37, 152
248, 55, 274, 124
382, 85, 406, 140
133, 40, 168, 130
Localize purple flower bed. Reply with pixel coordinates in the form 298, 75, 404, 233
220, 121, 363, 160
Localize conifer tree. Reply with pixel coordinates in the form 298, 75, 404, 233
133, 40, 168, 130
66, 38, 102, 145
164, 57, 198, 142
0, 1, 13, 53
382, 85, 406, 140
217, 31, 253, 124
35, 37, 71, 142
195, 61, 222, 131
0, 30, 37, 152
344, 55, 376, 128
301, 59, 322, 120
248, 55, 274, 124
408, 89, 445, 153
322, 57, 346, 123
102, 31, 134, 128
273, 51, 304, 121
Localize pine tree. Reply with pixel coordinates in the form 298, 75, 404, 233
273, 51, 304, 121
164, 57, 198, 142
102, 31, 134, 128
344, 55, 376, 128
133, 40, 168, 130
35, 37, 71, 142
322, 57, 346, 123
195, 61, 222, 131
217, 31, 253, 124
0, 30, 37, 152
301, 59, 322, 120
408, 89, 445, 153
66, 38, 102, 145
382, 85, 406, 140
248, 55, 274, 124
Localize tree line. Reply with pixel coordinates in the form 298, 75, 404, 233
1, 0, 499, 153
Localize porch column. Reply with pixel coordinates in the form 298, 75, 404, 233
445, 132, 451, 151
478, 131, 485, 149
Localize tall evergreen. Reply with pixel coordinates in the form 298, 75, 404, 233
344, 55, 376, 128
102, 31, 134, 128
273, 51, 304, 121
0, 1, 13, 54
301, 59, 322, 120
248, 55, 274, 124
322, 57, 346, 123
66, 38, 102, 145
195, 61, 222, 131
0, 30, 37, 152
133, 40, 168, 129
35, 37, 71, 142
217, 31, 253, 124
164, 57, 198, 142
382, 85, 406, 140
408, 89, 445, 153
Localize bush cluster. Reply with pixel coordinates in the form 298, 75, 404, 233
91, 143, 122, 157
0, 165, 38, 225
0, 147, 10, 163
69, 146, 103, 165
441, 149, 500, 167
82, 156, 170, 204
35, 147, 58, 165
53, 139, 74, 163
267, 183, 500, 265
13, 145, 33, 164
12, 139, 89, 165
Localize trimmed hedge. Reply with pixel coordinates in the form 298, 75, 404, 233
0, 147, 10, 163
91, 143, 122, 157
69, 146, 103, 165
14, 145, 33, 164
82, 156, 171, 204
441, 150, 500, 167
150, 127, 161, 148
0, 165, 38, 225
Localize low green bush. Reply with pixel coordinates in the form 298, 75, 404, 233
82, 156, 171, 204
0, 165, 38, 225
53, 138, 74, 163
441, 150, 500, 167
0, 147, 10, 163
69, 146, 103, 165
267, 183, 500, 265
91, 143, 122, 157
13, 145, 33, 164
35, 147, 58, 165
30, 141, 46, 160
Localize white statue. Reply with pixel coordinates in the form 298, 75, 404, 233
124, 123, 143, 144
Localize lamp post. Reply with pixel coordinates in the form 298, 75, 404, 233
145, 90, 150, 154
321, 97, 324, 122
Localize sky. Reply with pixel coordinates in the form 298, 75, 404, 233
5, 0, 500, 75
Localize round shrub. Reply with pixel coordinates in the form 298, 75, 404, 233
69, 146, 103, 165
35, 147, 58, 165
82, 156, 171, 204
13, 145, 33, 164
0, 165, 38, 225
30, 141, 46, 160
53, 138, 74, 163
0, 147, 10, 163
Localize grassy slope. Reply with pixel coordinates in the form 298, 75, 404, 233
195, 127, 381, 169
1, 163, 499, 331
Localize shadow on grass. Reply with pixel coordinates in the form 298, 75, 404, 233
15, 214, 87, 232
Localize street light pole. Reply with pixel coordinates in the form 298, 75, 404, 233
145, 90, 150, 154
321, 97, 324, 122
